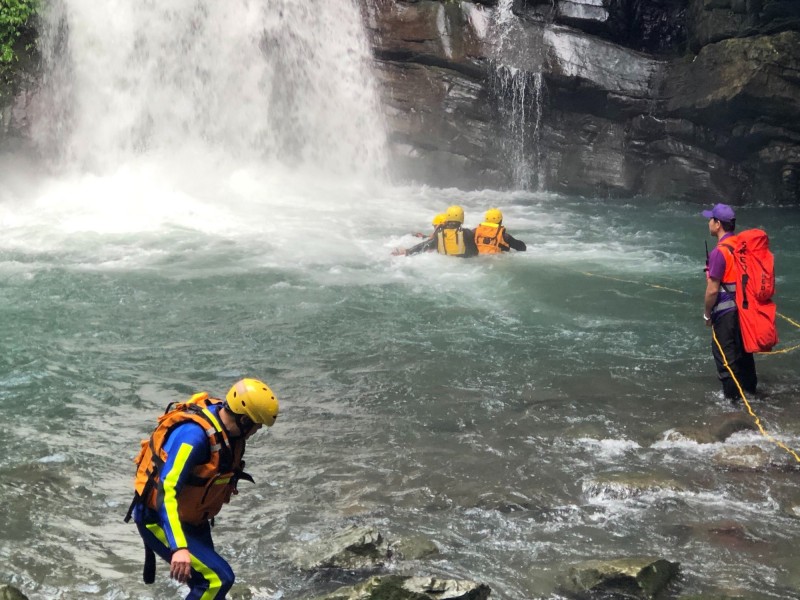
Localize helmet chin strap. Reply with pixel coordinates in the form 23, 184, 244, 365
222, 402, 250, 436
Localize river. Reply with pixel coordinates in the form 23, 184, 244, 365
1, 1, 800, 599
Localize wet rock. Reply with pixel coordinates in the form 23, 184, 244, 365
712, 444, 771, 470
292, 526, 391, 571
675, 519, 769, 554
669, 411, 756, 443
0, 585, 29, 600
583, 473, 685, 500
391, 536, 440, 561
558, 556, 680, 599
291, 526, 441, 571
307, 575, 491, 600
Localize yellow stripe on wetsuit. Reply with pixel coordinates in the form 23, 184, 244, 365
144, 522, 224, 599
163, 442, 194, 549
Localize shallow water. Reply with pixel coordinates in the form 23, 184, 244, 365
2, 160, 800, 599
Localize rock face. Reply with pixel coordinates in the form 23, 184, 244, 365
361, 0, 800, 202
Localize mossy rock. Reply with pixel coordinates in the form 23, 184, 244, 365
559, 556, 680, 599
0, 585, 29, 600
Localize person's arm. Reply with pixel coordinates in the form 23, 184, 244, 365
399, 237, 436, 256
703, 247, 725, 326
503, 231, 526, 251
156, 423, 209, 581
463, 229, 478, 257
704, 277, 720, 326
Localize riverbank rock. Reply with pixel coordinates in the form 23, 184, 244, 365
306, 575, 491, 600
0, 585, 28, 600
558, 556, 680, 599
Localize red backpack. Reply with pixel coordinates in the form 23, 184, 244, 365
721, 229, 778, 353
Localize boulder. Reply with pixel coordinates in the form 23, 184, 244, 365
307, 575, 491, 600
291, 526, 391, 571
0, 585, 28, 600
712, 444, 771, 469
668, 411, 757, 443
558, 556, 680, 599
583, 473, 685, 500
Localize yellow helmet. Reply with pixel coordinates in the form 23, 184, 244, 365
225, 378, 279, 427
445, 205, 464, 224
432, 213, 447, 226
484, 208, 503, 224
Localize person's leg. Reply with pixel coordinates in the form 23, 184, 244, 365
712, 311, 758, 398
137, 520, 234, 600
184, 522, 235, 600
711, 313, 740, 399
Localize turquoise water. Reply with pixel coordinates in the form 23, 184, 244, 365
1, 165, 800, 599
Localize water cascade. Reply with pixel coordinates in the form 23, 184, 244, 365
489, 0, 546, 190
31, 0, 387, 176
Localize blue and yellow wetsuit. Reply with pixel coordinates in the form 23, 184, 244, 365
133, 402, 237, 600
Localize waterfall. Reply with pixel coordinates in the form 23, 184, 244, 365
30, 0, 387, 177
491, 66, 545, 191
489, 0, 546, 191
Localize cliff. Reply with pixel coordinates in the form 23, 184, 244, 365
362, 0, 800, 202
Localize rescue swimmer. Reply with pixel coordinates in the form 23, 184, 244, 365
125, 378, 279, 599
392, 213, 446, 256
393, 205, 478, 257
474, 208, 527, 254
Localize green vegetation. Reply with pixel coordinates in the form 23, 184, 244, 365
1, 0, 37, 62
0, 0, 38, 99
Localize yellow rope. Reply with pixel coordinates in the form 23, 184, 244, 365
580, 271, 688, 295
711, 326, 800, 463
580, 271, 800, 353
582, 269, 800, 459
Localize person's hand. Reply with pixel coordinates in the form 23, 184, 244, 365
391, 248, 407, 256
413, 232, 426, 238
704, 314, 712, 328
170, 548, 192, 583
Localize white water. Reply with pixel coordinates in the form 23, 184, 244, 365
31, 0, 387, 176
4, 3, 800, 600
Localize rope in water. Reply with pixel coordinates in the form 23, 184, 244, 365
581, 270, 800, 462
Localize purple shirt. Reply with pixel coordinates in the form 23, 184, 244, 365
707, 233, 736, 318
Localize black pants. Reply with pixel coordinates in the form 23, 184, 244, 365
711, 310, 758, 399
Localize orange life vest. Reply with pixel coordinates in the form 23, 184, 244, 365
131, 393, 245, 525
474, 222, 509, 254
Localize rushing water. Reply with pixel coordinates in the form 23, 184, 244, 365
3, 2, 800, 600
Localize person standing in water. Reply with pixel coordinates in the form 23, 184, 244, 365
126, 378, 279, 599
474, 208, 527, 254
702, 203, 757, 399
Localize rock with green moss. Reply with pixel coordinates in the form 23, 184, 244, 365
0, 584, 29, 600
558, 556, 680, 599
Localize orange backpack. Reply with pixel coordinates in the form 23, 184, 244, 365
721, 229, 778, 353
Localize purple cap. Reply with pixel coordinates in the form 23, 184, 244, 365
701, 203, 735, 222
